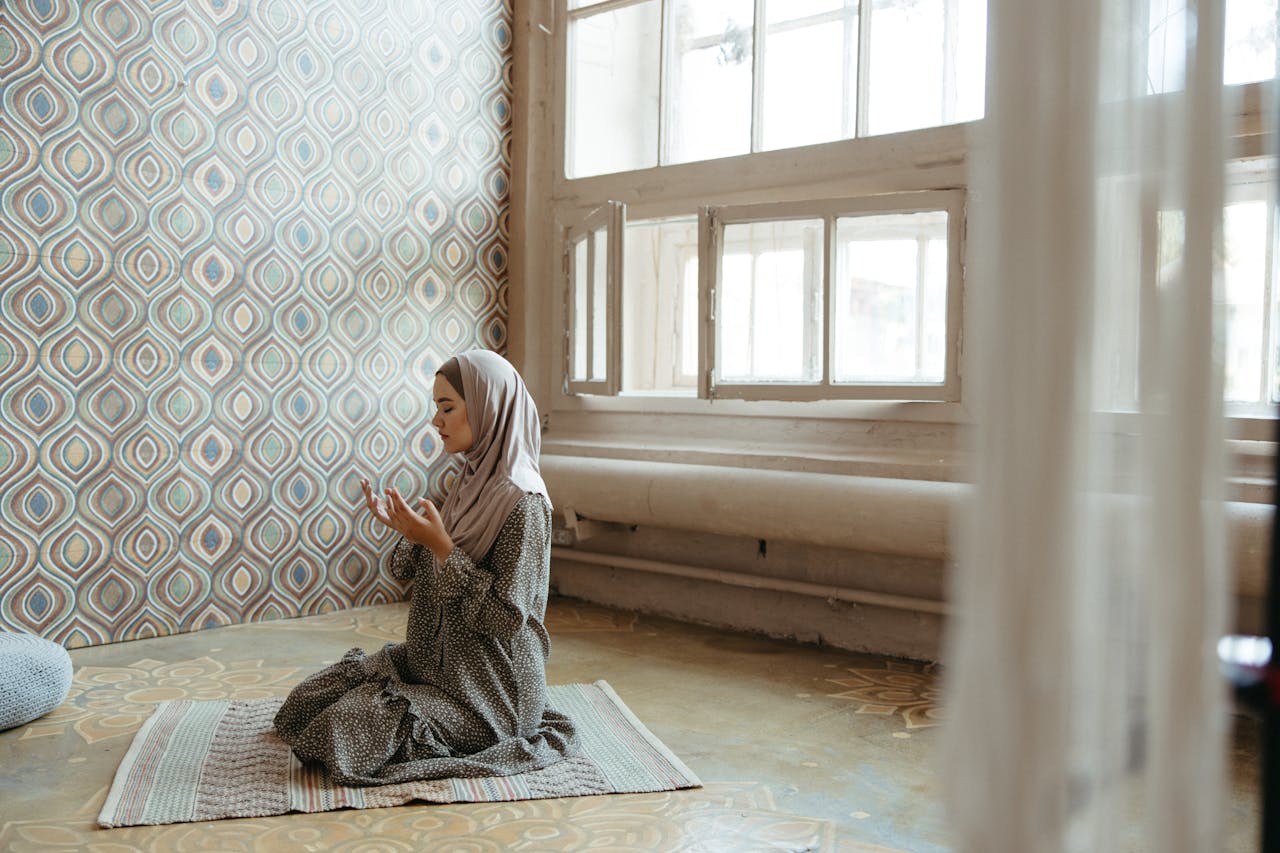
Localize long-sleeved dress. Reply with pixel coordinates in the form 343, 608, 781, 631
273, 493, 577, 786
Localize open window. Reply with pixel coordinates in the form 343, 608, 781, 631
564, 201, 625, 395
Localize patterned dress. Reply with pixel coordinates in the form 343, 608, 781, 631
273, 493, 577, 785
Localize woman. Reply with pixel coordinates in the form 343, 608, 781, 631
273, 349, 576, 785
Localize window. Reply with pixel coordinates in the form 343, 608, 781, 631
564, 0, 988, 178
1218, 167, 1277, 413
556, 1, 1276, 418
1099, 160, 1278, 417
703, 192, 964, 400
566, 192, 964, 402
564, 202, 624, 394
1144, 165, 1280, 416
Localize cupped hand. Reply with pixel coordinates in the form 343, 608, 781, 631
383, 486, 454, 564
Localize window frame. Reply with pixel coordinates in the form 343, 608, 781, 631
563, 201, 625, 396
700, 189, 966, 402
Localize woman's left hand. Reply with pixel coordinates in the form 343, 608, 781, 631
384, 487, 454, 564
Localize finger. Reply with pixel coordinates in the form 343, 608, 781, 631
418, 498, 439, 521
381, 496, 405, 533
387, 488, 412, 518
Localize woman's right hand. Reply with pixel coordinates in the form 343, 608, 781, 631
361, 478, 392, 528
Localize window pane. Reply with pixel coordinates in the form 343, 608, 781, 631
623, 218, 700, 394
1274, 229, 1280, 404
923, 237, 948, 377
1156, 208, 1185, 288
1092, 177, 1144, 410
719, 220, 824, 382
1222, 200, 1267, 402
1225, 0, 1277, 85
1147, 0, 1188, 93
572, 237, 588, 380
569, 2, 661, 178
954, 0, 988, 121
667, 0, 754, 163
1151, 0, 1276, 91
1160, 189, 1274, 408
591, 228, 608, 380
761, 5, 854, 150
682, 259, 699, 377
833, 210, 948, 383
866, 0, 986, 135
768, 0, 845, 24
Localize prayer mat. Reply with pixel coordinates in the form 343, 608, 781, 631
98, 680, 700, 828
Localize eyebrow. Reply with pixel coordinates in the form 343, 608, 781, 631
434, 395, 456, 405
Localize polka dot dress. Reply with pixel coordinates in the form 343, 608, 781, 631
274, 494, 578, 786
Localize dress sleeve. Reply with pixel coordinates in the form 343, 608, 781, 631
387, 536, 431, 582
434, 495, 549, 643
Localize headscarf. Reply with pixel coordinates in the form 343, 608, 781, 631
436, 357, 464, 404
438, 350, 550, 561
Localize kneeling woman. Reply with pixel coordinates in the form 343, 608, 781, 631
274, 350, 576, 785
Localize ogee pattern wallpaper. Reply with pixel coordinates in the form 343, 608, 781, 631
0, 0, 513, 646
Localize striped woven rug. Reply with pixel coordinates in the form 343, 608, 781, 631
98, 680, 700, 828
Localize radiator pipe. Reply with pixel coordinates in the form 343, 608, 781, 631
540, 455, 1270, 595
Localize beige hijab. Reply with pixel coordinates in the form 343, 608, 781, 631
438, 350, 549, 561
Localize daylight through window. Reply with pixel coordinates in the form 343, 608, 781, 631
566, 0, 988, 178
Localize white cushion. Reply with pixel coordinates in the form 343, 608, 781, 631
0, 632, 73, 731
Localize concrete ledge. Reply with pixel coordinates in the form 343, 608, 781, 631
550, 556, 946, 660
552, 547, 947, 615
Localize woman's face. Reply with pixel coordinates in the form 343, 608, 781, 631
432, 373, 473, 454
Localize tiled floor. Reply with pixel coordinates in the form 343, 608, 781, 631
0, 598, 1262, 852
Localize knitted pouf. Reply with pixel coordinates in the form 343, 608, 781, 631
0, 632, 73, 731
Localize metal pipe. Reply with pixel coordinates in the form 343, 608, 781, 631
551, 546, 948, 615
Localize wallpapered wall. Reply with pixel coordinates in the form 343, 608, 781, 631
0, 0, 513, 646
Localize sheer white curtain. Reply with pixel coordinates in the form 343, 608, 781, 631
942, 0, 1233, 850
